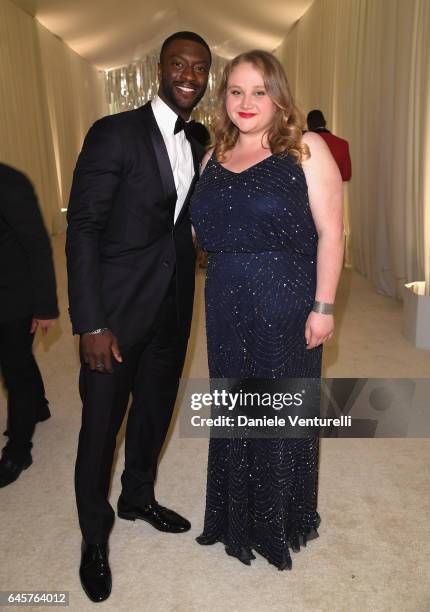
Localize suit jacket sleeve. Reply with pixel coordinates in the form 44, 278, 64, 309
2, 173, 59, 319
66, 117, 123, 334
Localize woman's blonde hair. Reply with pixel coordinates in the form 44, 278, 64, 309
214, 50, 309, 164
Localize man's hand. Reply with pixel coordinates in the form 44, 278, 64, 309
80, 330, 123, 374
30, 318, 56, 336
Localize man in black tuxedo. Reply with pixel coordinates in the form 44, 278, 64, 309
66, 32, 211, 602
0, 163, 58, 487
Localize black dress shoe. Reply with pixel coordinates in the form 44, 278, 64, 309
0, 454, 32, 487
117, 496, 191, 533
79, 542, 111, 603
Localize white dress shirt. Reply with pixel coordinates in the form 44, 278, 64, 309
151, 95, 195, 223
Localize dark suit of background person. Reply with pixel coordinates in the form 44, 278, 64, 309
0, 163, 58, 487
66, 31, 211, 603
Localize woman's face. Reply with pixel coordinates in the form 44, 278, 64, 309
225, 62, 277, 135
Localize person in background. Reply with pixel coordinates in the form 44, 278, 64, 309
307, 109, 352, 266
0, 163, 58, 488
306, 109, 351, 180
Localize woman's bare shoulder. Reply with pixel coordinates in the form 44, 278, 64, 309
301, 130, 326, 149
301, 131, 333, 167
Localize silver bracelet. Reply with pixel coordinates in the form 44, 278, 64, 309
312, 301, 334, 315
87, 327, 109, 335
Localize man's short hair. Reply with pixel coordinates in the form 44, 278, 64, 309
160, 31, 211, 64
307, 109, 326, 130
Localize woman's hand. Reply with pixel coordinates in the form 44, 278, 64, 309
304, 312, 334, 349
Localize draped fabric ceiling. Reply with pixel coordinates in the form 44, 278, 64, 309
12, 0, 314, 69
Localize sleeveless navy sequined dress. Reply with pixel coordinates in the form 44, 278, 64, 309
190, 151, 322, 570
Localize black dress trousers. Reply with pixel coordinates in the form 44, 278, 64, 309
75, 276, 188, 544
0, 316, 48, 459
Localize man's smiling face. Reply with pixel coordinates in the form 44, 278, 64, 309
158, 38, 211, 119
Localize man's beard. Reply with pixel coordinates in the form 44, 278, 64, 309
160, 81, 205, 113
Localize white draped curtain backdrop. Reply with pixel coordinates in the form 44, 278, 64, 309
275, 0, 430, 299
0, 0, 106, 234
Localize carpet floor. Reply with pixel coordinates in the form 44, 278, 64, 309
0, 234, 429, 612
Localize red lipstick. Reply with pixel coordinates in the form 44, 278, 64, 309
238, 112, 256, 118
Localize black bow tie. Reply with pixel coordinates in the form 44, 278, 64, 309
174, 116, 195, 136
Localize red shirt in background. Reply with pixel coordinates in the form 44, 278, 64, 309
315, 129, 352, 181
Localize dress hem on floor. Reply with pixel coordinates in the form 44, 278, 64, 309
196, 520, 320, 571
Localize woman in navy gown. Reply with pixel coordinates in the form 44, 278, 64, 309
191, 51, 344, 570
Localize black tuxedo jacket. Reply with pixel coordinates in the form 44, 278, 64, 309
0, 163, 59, 324
66, 102, 203, 347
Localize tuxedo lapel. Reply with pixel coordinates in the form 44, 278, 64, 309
189, 134, 200, 175
140, 103, 177, 220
